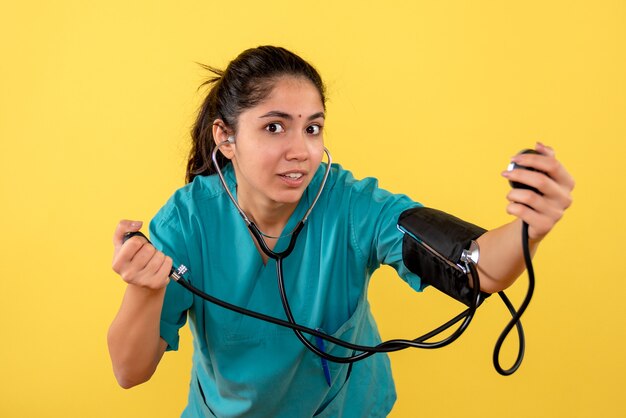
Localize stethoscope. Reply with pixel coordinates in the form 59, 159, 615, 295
205, 138, 484, 363
125, 139, 531, 374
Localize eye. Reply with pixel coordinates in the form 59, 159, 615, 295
306, 124, 322, 135
265, 123, 285, 134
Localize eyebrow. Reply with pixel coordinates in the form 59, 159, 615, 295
258, 110, 325, 121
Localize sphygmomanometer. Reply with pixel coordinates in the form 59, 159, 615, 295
123, 147, 540, 376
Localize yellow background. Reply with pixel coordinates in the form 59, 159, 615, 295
1, 1, 624, 417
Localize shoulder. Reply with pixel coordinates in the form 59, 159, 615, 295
152, 165, 234, 228
321, 163, 381, 195
321, 163, 417, 208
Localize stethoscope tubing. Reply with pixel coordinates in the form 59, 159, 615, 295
492, 221, 533, 375
171, 260, 482, 362
152, 142, 530, 371
208, 142, 484, 362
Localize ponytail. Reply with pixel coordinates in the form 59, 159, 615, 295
186, 65, 228, 183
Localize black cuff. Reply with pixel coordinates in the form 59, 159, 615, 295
398, 207, 491, 307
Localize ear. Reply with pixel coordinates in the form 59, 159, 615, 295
212, 119, 235, 160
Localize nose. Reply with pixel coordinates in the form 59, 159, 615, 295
284, 131, 309, 161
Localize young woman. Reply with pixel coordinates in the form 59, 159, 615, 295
108, 46, 574, 417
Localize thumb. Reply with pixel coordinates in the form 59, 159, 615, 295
113, 219, 144, 251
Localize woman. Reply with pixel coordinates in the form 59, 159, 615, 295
108, 46, 574, 417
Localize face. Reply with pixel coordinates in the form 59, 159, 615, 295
217, 76, 326, 214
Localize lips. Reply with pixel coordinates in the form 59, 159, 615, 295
278, 170, 307, 186
282, 172, 303, 179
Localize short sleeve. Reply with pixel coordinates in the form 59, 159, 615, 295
149, 202, 194, 351
348, 176, 427, 292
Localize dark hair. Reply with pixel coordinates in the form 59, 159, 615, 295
186, 46, 326, 183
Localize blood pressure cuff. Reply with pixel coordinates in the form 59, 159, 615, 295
398, 207, 491, 307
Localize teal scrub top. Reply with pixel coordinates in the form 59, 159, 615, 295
149, 163, 424, 418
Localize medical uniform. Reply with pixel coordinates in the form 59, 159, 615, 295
149, 163, 424, 418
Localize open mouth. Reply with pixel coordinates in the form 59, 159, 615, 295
280, 173, 303, 180
278, 171, 306, 186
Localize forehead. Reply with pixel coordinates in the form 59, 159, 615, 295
250, 76, 324, 114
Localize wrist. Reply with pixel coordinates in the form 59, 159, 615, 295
126, 282, 167, 300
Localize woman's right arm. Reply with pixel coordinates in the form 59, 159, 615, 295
107, 220, 173, 389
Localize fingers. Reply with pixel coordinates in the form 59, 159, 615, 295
502, 143, 574, 240
112, 241, 172, 289
135, 252, 172, 290
111, 235, 147, 276
535, 142, 554, 158
111, 219, 172, 290
113, 220, 144, 250
503, 168, 572, 210
127, 240, 157, 271
508, 143, 576, 193
505, 189, 565, 240
506, 188, 564, 221
505, 202, 557, 240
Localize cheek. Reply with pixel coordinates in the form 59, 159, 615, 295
245, 151, 283, 182
310, 142, 326, 164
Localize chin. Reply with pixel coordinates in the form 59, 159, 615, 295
271, 189, 306, 205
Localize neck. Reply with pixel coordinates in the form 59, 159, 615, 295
239, 194, 297, 265
238, 193, 298, 239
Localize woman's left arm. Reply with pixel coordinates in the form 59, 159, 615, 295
475, 142, 575, 294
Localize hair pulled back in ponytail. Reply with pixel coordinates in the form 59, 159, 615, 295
186, 46, 326, 183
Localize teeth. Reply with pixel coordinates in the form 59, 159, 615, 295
284, 173, 303, 179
